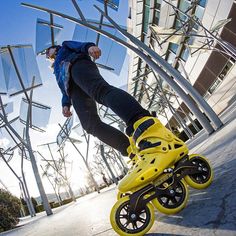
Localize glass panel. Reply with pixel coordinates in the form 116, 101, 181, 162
145, 0, 150, 6
0, 58, 6, 94
36, 18, 62, 54
195, 5, 205, 21
169, 42, 179, 54
73, 22, 126, 75
155, 0, 162, 9
0, 118, 24, 149
208, 78, 222, 94
0, 102, 13, 116
179, 0, 191, 12
199, 0, 207, 8
143, 5, 150, 33
166, 51, 176, 64
180, 47, 190, 61
218, 60, 234, 80
153, 10, 160, 25
19, 98, 51, 129
174, 19, 183, 30
0, 45, 42, 97
56, 116, 73, 146
204, 92, 211, 100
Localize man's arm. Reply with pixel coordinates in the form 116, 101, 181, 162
58, 80, 72, 117
62, 41, 95, 54
63, 41, 101, 59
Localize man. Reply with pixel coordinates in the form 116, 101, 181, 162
46, 41, 151, 157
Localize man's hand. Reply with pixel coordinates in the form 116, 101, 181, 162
88, 46, 101, 60
62, 106, 72, 117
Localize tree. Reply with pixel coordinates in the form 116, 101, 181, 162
0, 189, 21, 232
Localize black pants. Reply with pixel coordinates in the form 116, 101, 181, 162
70, 58, 150, 156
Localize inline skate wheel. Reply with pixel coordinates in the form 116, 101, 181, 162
184, 154, 213, 189
152, 179, 189, 214
110, 196, 155, 236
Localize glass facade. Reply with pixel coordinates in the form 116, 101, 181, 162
204, 58, 235, 99
153, 0, 162, 25
165, 0, 207, 68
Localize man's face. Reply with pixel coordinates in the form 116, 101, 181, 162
46, 47, 57, 60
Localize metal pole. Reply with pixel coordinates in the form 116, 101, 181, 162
71, 0, 86, 21
100, 145, 118, 185
25, 90, 52, 216
50, 13, 55, 46
58, 124, 100, 193
21, 149, 36, 216
7, 46, 30, 102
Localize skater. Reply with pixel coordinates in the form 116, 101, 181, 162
46, 40, 151, 158
46, 41, 214, 236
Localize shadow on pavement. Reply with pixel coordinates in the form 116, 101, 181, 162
153, 158, 236, 232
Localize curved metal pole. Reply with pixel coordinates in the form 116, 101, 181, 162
94, 5, 223, 130
20, 3, 214, 134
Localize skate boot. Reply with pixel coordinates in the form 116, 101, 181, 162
110, 116, 213, 236
117, 138, 140, 200
126, 137, 140, 170
119, 116, 189, 192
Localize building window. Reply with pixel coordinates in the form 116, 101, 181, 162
153, 0, 162, 25
180, 46, 190, 61
169, 42, 179, 54
165, 0, 207, 70
218, 58, 235, 80
208, 78, 222, 94
166, 42, 178, 64
205, 57, 235, 97
143, 2, 150, 34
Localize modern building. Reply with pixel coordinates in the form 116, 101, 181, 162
127, 0, 236, 136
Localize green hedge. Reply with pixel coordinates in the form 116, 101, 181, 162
0, 189, 21, 232
35, 199, 72, 213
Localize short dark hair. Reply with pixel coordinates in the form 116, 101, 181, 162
45, 45, 61, 58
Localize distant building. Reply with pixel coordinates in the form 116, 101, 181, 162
127, 0, 236, 132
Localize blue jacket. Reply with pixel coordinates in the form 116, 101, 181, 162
54, 41, 95, 107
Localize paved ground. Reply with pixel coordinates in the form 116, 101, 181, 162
1, 103, 236, 236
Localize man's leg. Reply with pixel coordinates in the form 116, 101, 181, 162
70, 79, 130, 156
71, 59, 151, 128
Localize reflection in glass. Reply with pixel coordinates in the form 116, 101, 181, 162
0, 45, 42, 96
19, 98, 51, 130
57, 116, 73, 146
0, 102, 13, 116
73, 22, 126, 75
36, 18, 62, 54
0, 117, 24, 149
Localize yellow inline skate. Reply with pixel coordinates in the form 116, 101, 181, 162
111, 116, 213, 236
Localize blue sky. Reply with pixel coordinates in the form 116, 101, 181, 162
0, 0, 129, 197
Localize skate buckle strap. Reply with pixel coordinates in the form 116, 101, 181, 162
133, 119, 155, 143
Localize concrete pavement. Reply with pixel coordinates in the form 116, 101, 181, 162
1, 104, 236, 236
